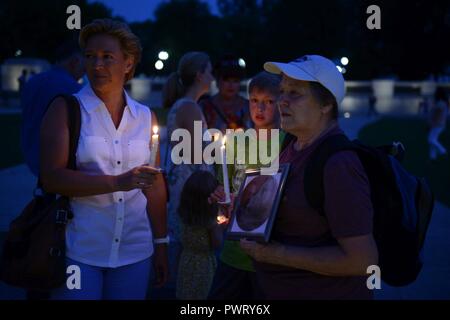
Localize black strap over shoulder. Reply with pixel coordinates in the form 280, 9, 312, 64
65, 95, 81, 171
303, 134, 356, 215
37, 94, 81, 193
281, 133, 296, 152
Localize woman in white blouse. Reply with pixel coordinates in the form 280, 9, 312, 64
40, 19, 168, 300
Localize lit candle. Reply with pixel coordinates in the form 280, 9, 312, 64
149, 125, 159, 167
220, 136, 231, 204
216, 214, 229, 225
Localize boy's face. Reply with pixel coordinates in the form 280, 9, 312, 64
249, 88, 279, 129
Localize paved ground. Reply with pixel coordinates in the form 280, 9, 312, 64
1, 114, 449, 299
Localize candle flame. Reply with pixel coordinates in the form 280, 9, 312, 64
153, 126, 159, 135
217, 214, 228, 225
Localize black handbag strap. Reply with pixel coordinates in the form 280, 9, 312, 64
36, 94, 81, 193
66, 95, 81, 171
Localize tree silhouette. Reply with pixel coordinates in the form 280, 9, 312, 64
1, 0, 448, 80
0, 0, 112, 63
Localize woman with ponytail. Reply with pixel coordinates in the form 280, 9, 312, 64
163, 52, 216, 252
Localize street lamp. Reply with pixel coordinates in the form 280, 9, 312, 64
158, 51, 169, 60
155, 60, 164, 70
341, 57, 349, 66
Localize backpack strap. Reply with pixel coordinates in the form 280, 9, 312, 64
36, 94, 81, 194
303, 134, 356, 215
281, 132, 296, 152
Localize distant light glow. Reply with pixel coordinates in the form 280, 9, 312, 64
155, 60, 164, 70
336, 66, 343, 73
344, 112, 351, 118
341, 67, 347, 74
15, 50, 22, 57
158, 51, 169, 60
238, 58, 246, 68
341, 57, 349, 66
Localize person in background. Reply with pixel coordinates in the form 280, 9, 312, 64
19, 36, 85, 301
42, 19, 168, 300
20, 37, 85, 177
162, 51, 216, 292
176, 170, 229, 300
18, 69, 29, 96
418, 97, 431, 116
428, 87, 449, 160
199, 54, 251, 133
367, 94, 378, 117
208, 71, 284, 300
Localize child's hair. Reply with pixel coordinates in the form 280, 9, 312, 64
248, 71, 281, 97
162, 51, 210, 109
178, 170, 219, 227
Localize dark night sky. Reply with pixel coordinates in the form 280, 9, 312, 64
88, 0, 220, 22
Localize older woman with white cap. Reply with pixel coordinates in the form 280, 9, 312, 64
240, 55, 378, 299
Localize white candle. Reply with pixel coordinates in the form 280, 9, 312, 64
221, 136, 231, 203
149, 125, 159, 167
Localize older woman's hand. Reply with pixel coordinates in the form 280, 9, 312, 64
115, 165, 161, 191
240, 238, 282, 264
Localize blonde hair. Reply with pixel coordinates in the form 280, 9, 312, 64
162, 51, 210, 109
79, 19, 142, 82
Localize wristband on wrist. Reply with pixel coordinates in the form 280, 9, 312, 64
153, 235, 170, 244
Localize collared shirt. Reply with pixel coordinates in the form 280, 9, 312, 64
20, 66, 81, 176
67, 84, 154, 268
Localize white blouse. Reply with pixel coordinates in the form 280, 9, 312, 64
67, 84, 154, 268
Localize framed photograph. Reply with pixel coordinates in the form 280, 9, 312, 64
226, 163, 290, 243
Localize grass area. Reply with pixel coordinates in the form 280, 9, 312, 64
359, 116, 450, 207
0, 114, 23, 169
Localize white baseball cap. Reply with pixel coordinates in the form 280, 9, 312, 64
264, 55, 345, 104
